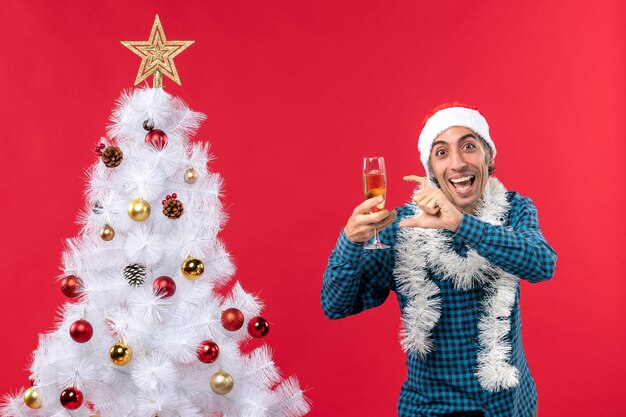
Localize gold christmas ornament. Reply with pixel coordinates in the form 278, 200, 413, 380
109, 342, 133, 366
128, 199, 151, 222
181, 257, 204, 280
100, 224, 115, 241
210, 369, 234, 395
23, 387, 42, 409
121, 15, 194, 87
184, 166, 198, 184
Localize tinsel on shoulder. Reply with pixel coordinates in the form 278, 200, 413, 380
1, 86, 310, 417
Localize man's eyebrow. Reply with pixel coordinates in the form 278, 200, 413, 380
458, 133, 477, 141
431, 133, 478, 150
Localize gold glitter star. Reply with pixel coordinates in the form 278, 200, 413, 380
122, 15, 194, 87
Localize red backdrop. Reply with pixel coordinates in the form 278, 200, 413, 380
1, 1, 624, 416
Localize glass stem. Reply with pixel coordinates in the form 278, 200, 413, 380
373, 226, 380, 244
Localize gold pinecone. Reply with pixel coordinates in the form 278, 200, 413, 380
101, 146, 123, 168
163, 198, 184, 219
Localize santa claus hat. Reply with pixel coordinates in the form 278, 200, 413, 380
418, 102, 496, 176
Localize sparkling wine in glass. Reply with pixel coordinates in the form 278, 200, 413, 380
363, 157, 390, 250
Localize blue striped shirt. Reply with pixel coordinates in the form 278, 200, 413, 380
321, 191, 556, 417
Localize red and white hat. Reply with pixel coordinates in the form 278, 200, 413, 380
418, 102, 496, 176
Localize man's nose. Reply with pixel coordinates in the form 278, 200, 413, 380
450, 150, 467, 170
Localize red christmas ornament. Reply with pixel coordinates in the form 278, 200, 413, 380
247, 316, 270, 338
70, 320, 93, 343
221, 308, 244, 331
60, 276, 82, 298
144, 129, 168, 150
60, 386, 83, 410
152, 276, 176, 298
197, 340, 220, 363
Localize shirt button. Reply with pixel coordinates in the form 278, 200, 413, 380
482, 403, 489, 411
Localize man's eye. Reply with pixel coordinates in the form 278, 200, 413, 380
463, 143, 476, 150
435, 149, 446, 156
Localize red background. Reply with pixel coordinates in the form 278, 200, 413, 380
1, 1, 624, 416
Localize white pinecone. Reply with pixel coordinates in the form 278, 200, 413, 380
124, 263, 146, 287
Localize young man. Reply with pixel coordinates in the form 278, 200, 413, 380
321, 103, 556, 417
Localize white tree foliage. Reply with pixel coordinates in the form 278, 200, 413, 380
1, 87, 310, 417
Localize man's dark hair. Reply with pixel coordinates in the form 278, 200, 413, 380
426, 133, 495, 188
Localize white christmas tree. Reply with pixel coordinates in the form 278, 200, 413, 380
1, 17, 309, 417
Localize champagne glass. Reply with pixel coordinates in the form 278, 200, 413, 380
363, 157, 390, 250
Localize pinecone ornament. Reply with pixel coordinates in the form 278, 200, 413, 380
162, 194, 183, 219
124, 264, 146, 287
101, 146, 123, 168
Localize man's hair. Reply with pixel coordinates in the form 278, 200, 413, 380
427, 133, 495, 188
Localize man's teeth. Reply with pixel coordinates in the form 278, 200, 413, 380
449, 175, 474, 183
449, 175, 474, 193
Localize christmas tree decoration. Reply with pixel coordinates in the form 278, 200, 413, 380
145, 129, 168, 150
121, 14, 194, 87
143, 118, 155, 131
92, 200, 104, 214
196, 340, 219, 364
247, 316, 270, 338
60, 275, 82, 298
23, 387, 42, 409
99, 224, 115, 241
60, 386, 84, 410
162, 193, 183, 219
221, 308, 244, 331
101, 146, 124, 168
2, 26, 309, 417
184, 165, 198, 184
152, 275, 176, 298
181, 256, 204, 280
70, 319, 94, 343
109, 342, 133, 366
210, 369, 234, 395
128, 198, 151, 221
124, 263, 147, 287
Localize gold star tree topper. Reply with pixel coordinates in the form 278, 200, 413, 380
122, 15, 194, 87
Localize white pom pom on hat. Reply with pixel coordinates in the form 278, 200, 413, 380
418, 102, 496, 176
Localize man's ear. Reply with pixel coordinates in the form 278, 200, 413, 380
488, 159, 495, 176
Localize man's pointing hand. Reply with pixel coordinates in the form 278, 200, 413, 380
399, 175, 463, 232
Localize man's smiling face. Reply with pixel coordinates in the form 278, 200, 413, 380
429, 126, 492, 215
